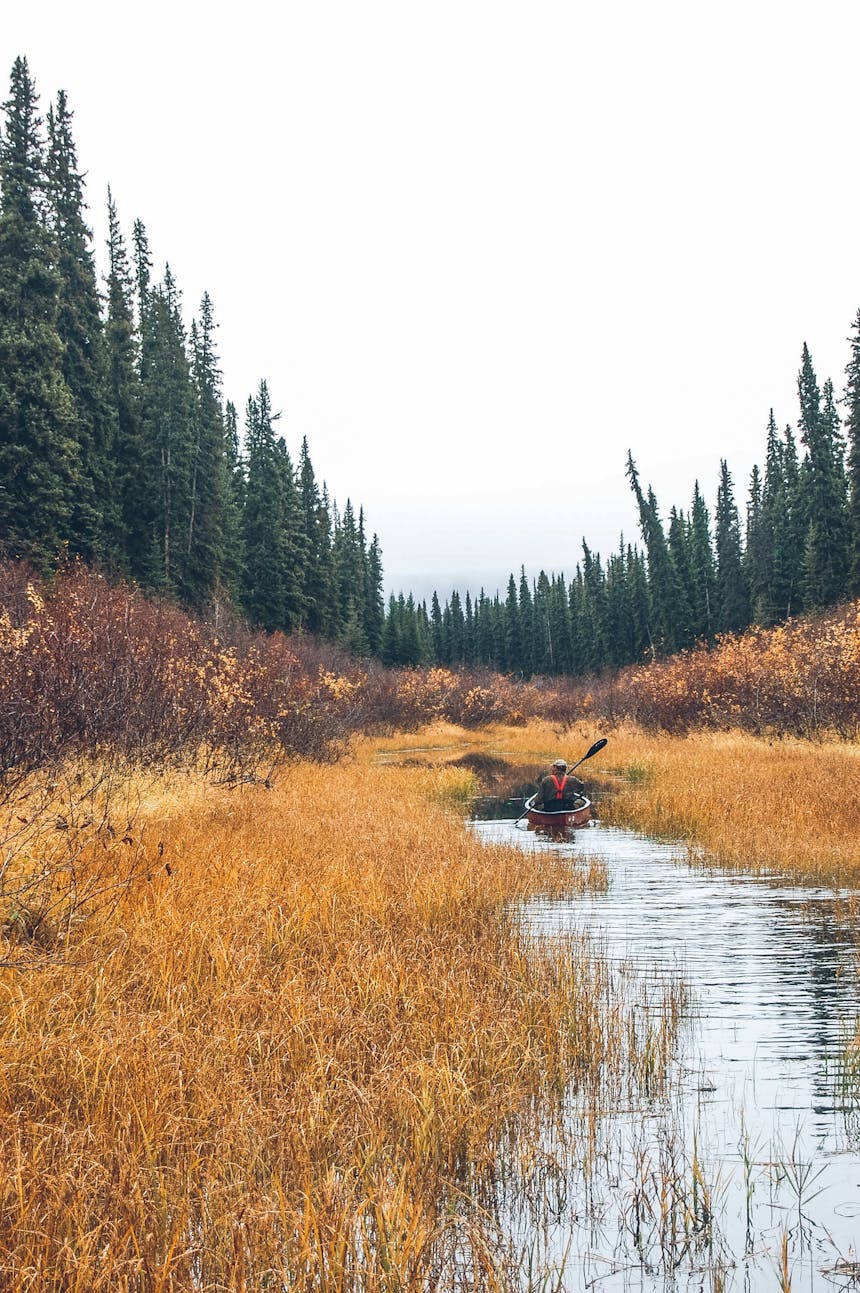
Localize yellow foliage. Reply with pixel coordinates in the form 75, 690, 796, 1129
0, 736, 678, 1289
601, 723, 860, 886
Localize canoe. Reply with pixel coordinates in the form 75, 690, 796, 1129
524, 795, 592, 831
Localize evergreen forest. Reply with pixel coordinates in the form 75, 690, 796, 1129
390, 341, 860, 675
0, 57, 385, 655
2, 56, 860, 679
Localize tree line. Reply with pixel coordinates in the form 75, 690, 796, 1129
0, 57, 384, 653
3, 54, 860, 681
383, 339, 860, 674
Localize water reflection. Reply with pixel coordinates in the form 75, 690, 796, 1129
470, 807, 860, 1291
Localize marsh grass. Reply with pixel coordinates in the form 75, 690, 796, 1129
594, 724, 860, 887
0, 738, 682, 1291
389, 719, 860, 1176
0, 761, 157, 962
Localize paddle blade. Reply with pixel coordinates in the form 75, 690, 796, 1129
581, 737, 608, 761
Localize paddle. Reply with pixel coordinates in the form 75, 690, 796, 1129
567, 736, 608, 774
514, 736, 608, 825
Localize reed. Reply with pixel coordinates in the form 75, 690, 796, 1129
369, 718, 860, 886
0, 739, 679, 1291
595, 723, 860, 887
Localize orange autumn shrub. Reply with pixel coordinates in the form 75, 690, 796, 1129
4, 559, 858, 788
545, 601, 860, 739
362, 666, 536, 730
0, 560, 369, 779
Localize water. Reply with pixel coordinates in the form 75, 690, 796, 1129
470, 814, 860, 1290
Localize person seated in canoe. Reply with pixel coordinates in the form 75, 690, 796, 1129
534, 758, 585, 811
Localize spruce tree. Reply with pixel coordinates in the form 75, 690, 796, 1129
476, 590, 496, 667
314, 487, 338, 637
448, 590, 466, 665
241, 382, 287, 630
45, 89, 113, 561
845, 309, 860, 594
517, 568, 535, 677
0, 57, 77, 567
504, 573, 521, 672
463, 590, 475, 666
333, 500, 368, 651
759, 412, 793, 623
551, 573, 575, 673
399, 594, 422, 666
714, 459, 749, 633
533, 570, 555, 674
219, 399, 246, 603
139, 266, 195, 590
666, 507, 696, 647
185, 294, 228, 606
440, 600, 453, 665
626, 454, 685, 653
363, 533, 385, 654
567, 566, 589, 674
626, 544, 652, 660
604, 541, 634, 667
381, 593, 401, 666
797, 347, 849, 608
430, 591, 444, 661
580, 541, 609, 671
744, 464, 770, 624
297, 436, 323, 632
688, 482, 716, 640
105, 190, 147, 576
273, 435, 305, 632
780, 423, 805, 617
132, 217, 151, 310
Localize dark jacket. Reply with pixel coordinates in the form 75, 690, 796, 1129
536, 770, 585, 810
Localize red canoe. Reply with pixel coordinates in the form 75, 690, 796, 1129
524, 795, 592, 831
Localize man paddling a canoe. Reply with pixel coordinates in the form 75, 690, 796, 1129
534, 758, 585, 811
517, 740, 606, 831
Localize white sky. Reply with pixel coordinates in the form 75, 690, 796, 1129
4, 1, 860, 603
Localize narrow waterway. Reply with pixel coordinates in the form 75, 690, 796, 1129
470, 812, 860, 1291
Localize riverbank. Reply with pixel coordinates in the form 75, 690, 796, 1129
0, 743, 680, 1291
374, 719, 860, 889
3, 718, 858, 1287
597, 724, 860, 888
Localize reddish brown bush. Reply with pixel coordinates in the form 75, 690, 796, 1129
539, 602, 860, 739
0, 561, 368, 780
4, 561, 856, 789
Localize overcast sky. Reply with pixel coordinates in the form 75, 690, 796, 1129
4, 2, 860, 602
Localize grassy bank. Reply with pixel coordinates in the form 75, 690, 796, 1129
597, 724, 860, 888
0, 741, 681, 1292
387, 719, 860, 889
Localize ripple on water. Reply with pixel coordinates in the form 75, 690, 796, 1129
469, 814, 860, 1291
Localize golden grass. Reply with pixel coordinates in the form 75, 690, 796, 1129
12, 714, 852, 1287
404, 717, 860, 1103
595, 724, 860, 887
0, 737, 679, 1291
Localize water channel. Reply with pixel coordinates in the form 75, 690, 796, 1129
469, 798, 860, 1291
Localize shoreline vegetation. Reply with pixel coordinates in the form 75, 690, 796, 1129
1, 558, 859, 1287
0, 747, 683, 1289
2, 561, 859, 774
1, 556, 858, 958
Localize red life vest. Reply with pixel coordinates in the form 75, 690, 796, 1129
550, 773, 568, 801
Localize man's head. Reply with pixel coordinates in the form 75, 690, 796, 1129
552, 758, 567, 772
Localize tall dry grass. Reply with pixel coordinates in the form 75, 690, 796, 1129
371, 719, 860, 888
0, 744, 681, 1292
596, 724, 860, 887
